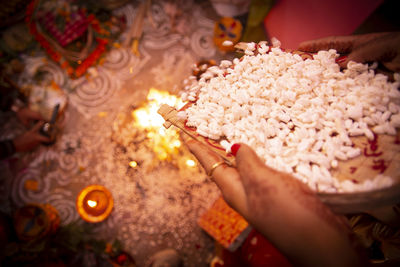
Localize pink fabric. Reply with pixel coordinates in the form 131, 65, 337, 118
263, 0, 383, 49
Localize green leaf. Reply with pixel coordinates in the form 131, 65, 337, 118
241, 0, 276, 43
247, 0, 275, 27
242, 24, 267, 43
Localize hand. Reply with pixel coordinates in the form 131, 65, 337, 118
298, 32, 400, 72
16, 107, 44, 127
182, 134, 368, 266
12, 122, 51, 152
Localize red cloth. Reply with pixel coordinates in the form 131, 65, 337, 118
218, 229, 292, 267
263, 0, 383, 49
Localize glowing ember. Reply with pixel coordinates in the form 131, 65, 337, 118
132, 88, 185, 161
87, 200, 97, 208
186, 159, 196, 167
129, 161, 138, 168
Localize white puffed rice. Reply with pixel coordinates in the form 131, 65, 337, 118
180, 40, 400, 193
222, 40, 233, 46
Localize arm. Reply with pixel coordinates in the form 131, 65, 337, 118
182, 134, 369, 267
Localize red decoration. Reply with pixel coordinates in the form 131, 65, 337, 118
26, 0, 110, 78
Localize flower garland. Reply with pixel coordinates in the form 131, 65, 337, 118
26, 0, 110, 78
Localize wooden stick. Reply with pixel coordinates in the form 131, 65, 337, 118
158, 104, 234, 166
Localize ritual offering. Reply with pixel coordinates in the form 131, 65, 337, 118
76, 185, 114, 223
213, 17, 243, 52
161, 40, 400, 213
25, 0, 125, 78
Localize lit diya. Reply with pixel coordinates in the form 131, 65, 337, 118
76, 185, 113, 223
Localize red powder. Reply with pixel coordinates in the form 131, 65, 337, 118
363, 147, 383, 157
371, 159, 388, 174
349, 167, 357, 174
368, 134, 379, 151
363, 133, 383, 157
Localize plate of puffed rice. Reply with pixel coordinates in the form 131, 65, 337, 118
176, 40, 400, 213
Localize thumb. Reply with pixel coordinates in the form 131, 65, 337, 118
340, 45, 392, 69
339, 32, 400, 69
31, 121, 45, 132
382, 55, 400, 73
234, 144, 269, 189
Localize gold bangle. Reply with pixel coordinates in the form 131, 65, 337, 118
207, 161, 226, 176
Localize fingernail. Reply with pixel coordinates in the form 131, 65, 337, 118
230, 143, 241, 156
336, 55, 348, 64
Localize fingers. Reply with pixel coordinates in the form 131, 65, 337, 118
234, 144, 272, 189
17, 108, 44, 127
26, 109, 44, 121
181, 134, 248, 215
180, 134, 222, 171
31, 121, 45, 132
34, 134, 51, 143
298, 33, 390, 53
298, 32, 400, 71
342, 36, 400, 70
298, 35, 357, 53
30, 122, 51, 142
383, 57, 400, 73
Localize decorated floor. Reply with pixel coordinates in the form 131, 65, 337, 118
0, 0, 231, 266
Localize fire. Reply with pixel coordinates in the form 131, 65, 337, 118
132, 88, 185, 161
129, 161, 138, 168
186, 159, 196, 167
87, 200, 97, 208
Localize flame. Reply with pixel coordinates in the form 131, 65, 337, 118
132, 88, 185, 161
186, 159, 196, 167
129, 161, 138, 168
87, 200, 97, 208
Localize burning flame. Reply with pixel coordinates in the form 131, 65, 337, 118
186, 159, 196, 167
132, 88, 185, 161
129, 161, 138, 168
87, 200, 97, 208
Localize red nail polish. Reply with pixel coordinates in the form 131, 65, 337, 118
231, 143, 241, 156
336, 55, 348, 64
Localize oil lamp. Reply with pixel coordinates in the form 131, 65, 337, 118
76, 185, 113, 223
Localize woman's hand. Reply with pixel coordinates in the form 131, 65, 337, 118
12, 121, 50, 152
16, 107, 44, 127
182, 134, 368, 266
298, 32, 400, 72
